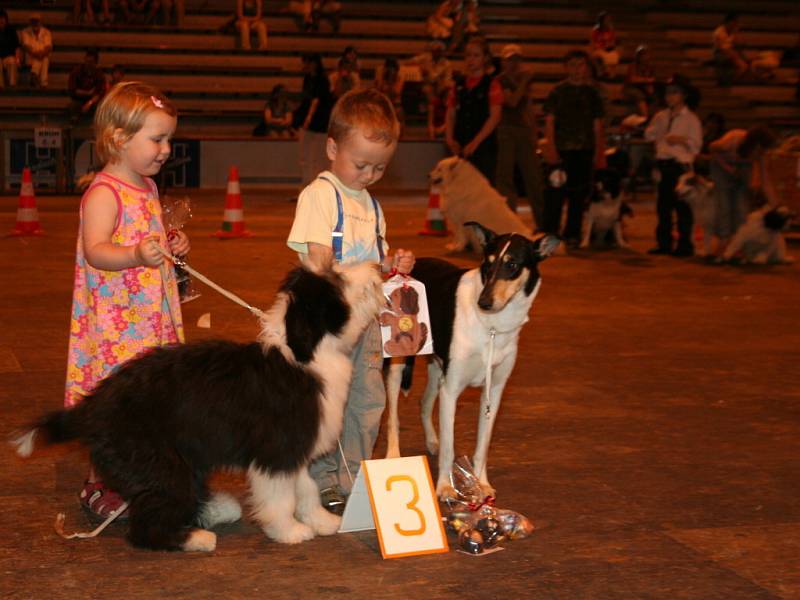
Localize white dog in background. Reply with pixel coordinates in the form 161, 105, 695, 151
429, 156, 532, 252
675, 171, 716, 257
722, 205, 795, 264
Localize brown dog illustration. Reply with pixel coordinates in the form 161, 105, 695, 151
380, 286, 428, 356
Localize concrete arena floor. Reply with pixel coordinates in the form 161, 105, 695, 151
1, 189, 799, 599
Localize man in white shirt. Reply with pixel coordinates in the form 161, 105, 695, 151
20, 13, 52, 88
645, 74, 702, 256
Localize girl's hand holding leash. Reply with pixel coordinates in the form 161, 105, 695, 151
134, 235, 165, 267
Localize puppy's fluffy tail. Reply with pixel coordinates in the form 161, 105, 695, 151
11, 409, 82, 458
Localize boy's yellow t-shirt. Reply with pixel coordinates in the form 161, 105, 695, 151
287, 170, 388, 265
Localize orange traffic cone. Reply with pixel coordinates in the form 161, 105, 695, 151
9, 167, 44, 236
418, 183, 449, 236
213, 166, 252, 238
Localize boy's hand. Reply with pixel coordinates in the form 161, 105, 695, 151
135, 235, 164, 267
167, 230, 191, 257
393, 249, 415, 275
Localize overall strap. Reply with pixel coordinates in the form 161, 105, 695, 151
318, 176, 344, 263
370, 193, 385, 263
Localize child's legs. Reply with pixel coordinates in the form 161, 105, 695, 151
337, 320, 386, 492
237, 19, 252, 49
253, 20, 268, 49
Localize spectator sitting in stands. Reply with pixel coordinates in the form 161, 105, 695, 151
74, 0, 112, 25
236, 0, 268, 51
20, 14, 52, 89
312, 0, 342, 33
68, 48, 106, 125
712, 12, 750, 84
375, 58, 405, 128
330, 57, 359, 99
253, 84, 294, 137
161, 0, 184, 26
119, 0, 161, 25
590, 11, 620, 80
0, 10, 21, 89
622, 44, 658, 120
341, 45, 360, 74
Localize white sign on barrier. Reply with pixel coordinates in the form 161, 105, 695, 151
339, 456, 448, 559
34, 127, 62, 149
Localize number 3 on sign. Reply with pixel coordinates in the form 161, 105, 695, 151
386, 475, 426, 536
363, 456, 448, 558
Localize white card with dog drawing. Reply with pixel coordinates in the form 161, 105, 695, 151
339, 456, 448, 559
379, 276, 433, 358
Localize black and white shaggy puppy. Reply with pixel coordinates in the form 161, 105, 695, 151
13, 262, 383, 552
384, 223, 559, 499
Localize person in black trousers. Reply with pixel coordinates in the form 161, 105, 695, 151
644, 75, 702, 256
541, 50, 606, 247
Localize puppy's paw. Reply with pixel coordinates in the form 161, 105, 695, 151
197, 491, 242, 528
385, 446, 401, 459
436, 482, 457, 501
266, 520, 315, 544
303, 508, 342, 536
182, 529, 217, 552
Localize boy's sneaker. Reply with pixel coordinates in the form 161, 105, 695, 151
320, 486, 347, 516
79, 481, 129, 522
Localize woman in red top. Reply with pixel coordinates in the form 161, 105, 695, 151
590, 11, 620, 80
445, 36, 503, 184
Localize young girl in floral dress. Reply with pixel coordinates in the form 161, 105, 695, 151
65, 81, 190, 520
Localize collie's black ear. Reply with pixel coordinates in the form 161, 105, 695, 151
532, 235, 560, 260
282, 268, 349, 363
465, 221, 496, 249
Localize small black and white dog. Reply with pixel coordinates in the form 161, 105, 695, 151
581, 167, 632, 249
722, 205, 795, 264
13, 262, 383, 552
384, 223, 559, 499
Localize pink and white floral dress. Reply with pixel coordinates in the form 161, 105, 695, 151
64, 172, 184, 407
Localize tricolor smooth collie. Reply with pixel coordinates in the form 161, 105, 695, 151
385, 223, 559, 498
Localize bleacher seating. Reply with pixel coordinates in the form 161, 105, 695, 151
1, 0, 798, 138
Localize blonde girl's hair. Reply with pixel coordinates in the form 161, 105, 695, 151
94, 81, 177, 165
328, 87, 400, 146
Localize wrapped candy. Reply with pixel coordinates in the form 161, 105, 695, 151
161, 195, 200, 304
443, 456, 535, 555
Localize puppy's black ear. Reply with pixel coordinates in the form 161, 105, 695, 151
532, 235, 561, 260
464, 221, 496, 249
